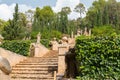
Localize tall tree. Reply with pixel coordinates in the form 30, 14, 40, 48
86, 0, 120, 28
25, 9, 34, 22
32, 6, 56, 39
2, 4, 24, 40
58, 7, 71, 34
32, 6, 54, 32
74, 3, 86, 18
0, 19, 6, 34
19, 12, 27, 27
61, 7, 71, 14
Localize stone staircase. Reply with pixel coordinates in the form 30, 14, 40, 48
10, 50, 58, 80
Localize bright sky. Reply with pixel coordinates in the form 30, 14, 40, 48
0, 0, 120, 21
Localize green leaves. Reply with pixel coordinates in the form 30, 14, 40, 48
0, 40, 31, 56
75, 36, 120, 79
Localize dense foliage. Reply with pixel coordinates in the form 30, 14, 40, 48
76, 36, 120, 79
2, 4, 27, 40
1, 1, 120, 40
85, 0, 120, 28
92, 25, 116, 36
0, 40, 31, 56
0, 19, 7, 34
32, 6, 72, 39
31, 29, 62, 40
40, 39, 50, 48
30, 39, 50, 48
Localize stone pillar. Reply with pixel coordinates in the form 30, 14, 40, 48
80, 30, 83, 35
57, 44, 69, 80
34, 44, 40, 57
84, 27, 88, 36
77, 30, 81, 36
71, 31, 74, 38
37, 32, 41, 44
89, 29, 91, 36
50, 38, 59, 51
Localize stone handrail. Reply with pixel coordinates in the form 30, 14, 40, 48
0, 56, 11, 80
0, 48, 26, 79
0, 48, 26, 66
56, 44, 69, 80
0, 56, 11, 74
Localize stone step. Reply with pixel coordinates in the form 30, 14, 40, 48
11, 74, 53, 77
11, 70, 53, 74
24, 57, 58, 59
25, 57, 58, 60
22, 59, 58, 61
16, 63, 58, 65
27, 57, 58, 59
11, 78, 54, 80
19, 62, 58, 64
11, 74, 54, 79
12, 67, 57, 71
11, 52, 58, 80
11, 72, 53, 75
20, 60, 58, 63
13, 65, 58, 68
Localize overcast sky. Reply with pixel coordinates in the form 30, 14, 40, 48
0, 0, 120, 21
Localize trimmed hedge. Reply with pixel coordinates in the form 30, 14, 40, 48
0, 39, 50, 56
0, 40, 31, 56
75, 36, 120, 79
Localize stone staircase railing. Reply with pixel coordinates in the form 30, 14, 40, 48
56, 44, 71, 80
0, 48, 26, 80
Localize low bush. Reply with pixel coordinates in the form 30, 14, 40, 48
40, 39, 50, 48
75, 36, 120, 79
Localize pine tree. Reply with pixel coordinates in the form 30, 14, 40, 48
2, 4, 24, 40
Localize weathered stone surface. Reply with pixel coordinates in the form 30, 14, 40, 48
0, 70, 10, 80
0, 48, 26, 66
35, 43, 49, 57
10, 52, 58, 80
0, 56, 11, 74
30, 43, 49, 57
50, 39, 59, 51
57, 45, 69, 75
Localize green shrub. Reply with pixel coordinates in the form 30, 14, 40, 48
41, 30, 62, 40
31, 30, 62, 40
75, 36, 120, 79
92, 25, 116, 36
40, 39, 50, 48
30, 39, 50, 48
0, 40, 31, 56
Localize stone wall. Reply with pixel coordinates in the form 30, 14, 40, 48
0, 48, 26, 66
